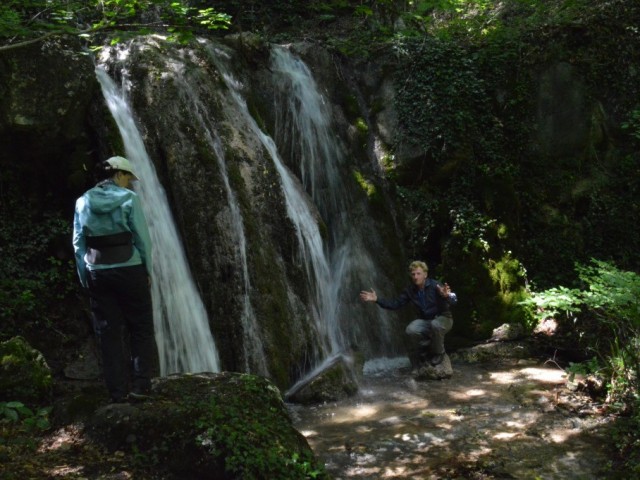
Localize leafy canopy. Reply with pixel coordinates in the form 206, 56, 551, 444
0, 0, 231, 50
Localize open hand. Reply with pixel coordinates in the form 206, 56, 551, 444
359, 289, 377, 302
437, 283, 451, 298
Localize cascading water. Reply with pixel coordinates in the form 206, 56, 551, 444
267, 46, 386, 391
91, 36, 406, 389
269, 46, 361, 340
207, 44, 345, 363
270, 48, 344, 215
95, 66, 220, 375
169, 68, 267, 376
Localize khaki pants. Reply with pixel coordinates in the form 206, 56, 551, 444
405, 315, 453, 365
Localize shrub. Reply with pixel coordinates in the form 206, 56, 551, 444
523, 259, 640, 407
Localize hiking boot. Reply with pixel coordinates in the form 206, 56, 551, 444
129, 389, 152, 402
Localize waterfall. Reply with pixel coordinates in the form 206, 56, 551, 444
269, 46, 377, 393
269, 46, 359, 340
92, 37, 405, 388
95, 67, 221, 375
207, 44, 345, 360
170, 70, 267, 376
270, 48, 344, 215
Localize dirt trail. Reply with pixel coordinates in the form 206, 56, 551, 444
289, 357, 615, 479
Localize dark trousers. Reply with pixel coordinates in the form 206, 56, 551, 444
87, 264, 158, 400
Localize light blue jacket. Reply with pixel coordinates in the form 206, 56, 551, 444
73, 180, 152, 288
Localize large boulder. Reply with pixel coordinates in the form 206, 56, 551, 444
86, 372, 328, 479
0, 336, 52, 405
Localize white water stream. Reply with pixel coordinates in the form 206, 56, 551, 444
207, 44, 346, 362
170, 69, 267, 376
94, 39, 400, 387
96, 67, 220, 375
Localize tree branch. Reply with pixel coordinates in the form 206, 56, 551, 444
0, 31, 60, 53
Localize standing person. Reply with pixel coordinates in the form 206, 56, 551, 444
73, 156, 158, 403
360, 260, 457, 367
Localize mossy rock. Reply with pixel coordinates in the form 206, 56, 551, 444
284, 354, 359, 405
453, 341, 534, 363
0, 336, 52, 405
86, 372, 329, 480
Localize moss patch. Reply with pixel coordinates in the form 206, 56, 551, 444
0, 337, 52, 407
87, 372, 328, 479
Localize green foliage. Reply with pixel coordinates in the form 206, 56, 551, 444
0, 401, 52, 454
565, 357, 602, 382
0, 0, 231, 49
392, 0, 605, 42
386, 0, 640, 296
393, 37, 488, 159
523, 260, 640, 406
0, 199, 77, 341
0, 193, 86, 388
0, 337, 53, 406
192, 374, 328, 479
352, 169, 377, 200
395, 185, 439, 257
610, 400, 640, 476
622, 108, 640, 142
451, 206, 495, 256
0, 402, 51, 432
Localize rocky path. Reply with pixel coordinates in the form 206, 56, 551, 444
289, 356, 615, 479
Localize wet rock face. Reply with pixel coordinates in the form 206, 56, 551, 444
85, 372, 327, 479
108, 38, 320, 382
0, 38, 99, 207
96, 37, 408, 388
285, 354, 360, 404
0, 39, 94, 133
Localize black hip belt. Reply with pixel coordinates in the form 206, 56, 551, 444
85, 232, 133, 264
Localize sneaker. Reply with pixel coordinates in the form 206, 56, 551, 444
430, 353, 445, 366
129, 390, 152, 402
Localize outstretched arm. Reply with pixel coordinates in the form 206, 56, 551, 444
359, 289, 377, 302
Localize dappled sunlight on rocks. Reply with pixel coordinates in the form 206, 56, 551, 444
464, 388, 487, 396
493, 431, 519, 440
489, 370, 520, 384
291, 356, 615, 479
45, 465, 86, 478
338, 404, 379, 422
300, 428, 319, 438
521, 366, 567, 383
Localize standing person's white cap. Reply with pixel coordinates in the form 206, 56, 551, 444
105, 156, 138, 180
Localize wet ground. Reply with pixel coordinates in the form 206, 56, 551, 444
288, 357, 615, 479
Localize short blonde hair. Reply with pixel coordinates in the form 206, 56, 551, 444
409, 260, 428, 273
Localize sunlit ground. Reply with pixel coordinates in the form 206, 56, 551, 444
290, 356, 613, 479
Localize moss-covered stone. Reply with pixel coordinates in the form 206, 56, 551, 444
285, 354, 358, 404
86, 372, 329, 479
0, 337, 52, 406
